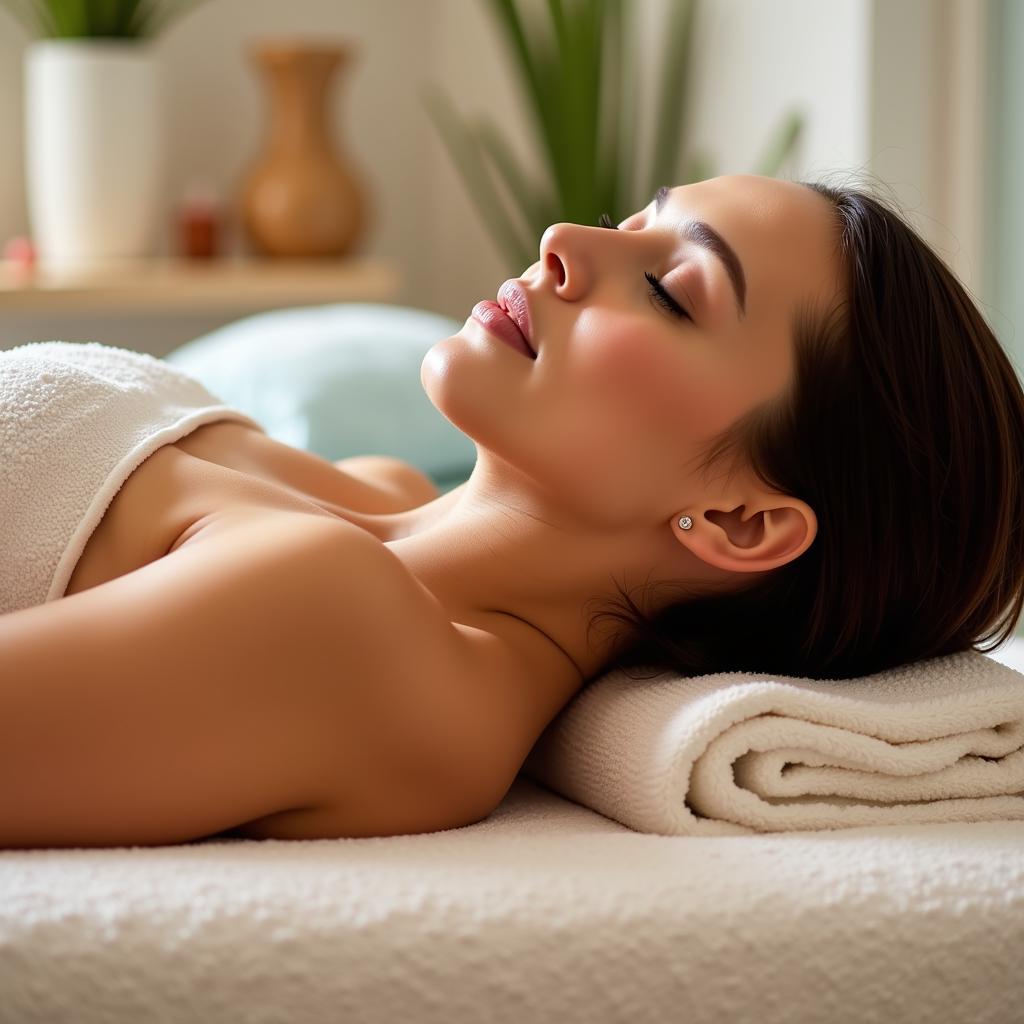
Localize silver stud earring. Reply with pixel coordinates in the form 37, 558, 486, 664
678, 515, 693, 531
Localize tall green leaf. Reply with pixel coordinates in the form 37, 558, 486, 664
487, 0, 567, 207
610, 0, 636, 219
476, 113, 559, 239
685, 149, 717, 185
580, 0, 604, 219
754, 109, 805, 177
428, 0, 807, 275
546, 0, 580, 217
646, 0, 697, 200
421, 84, 535, 271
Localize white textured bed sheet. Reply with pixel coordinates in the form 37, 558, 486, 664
2, 642, 1023, 1024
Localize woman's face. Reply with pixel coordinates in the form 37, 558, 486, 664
421, 174, 843, 527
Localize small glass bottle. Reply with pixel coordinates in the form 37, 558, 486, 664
177, 184, 222, 260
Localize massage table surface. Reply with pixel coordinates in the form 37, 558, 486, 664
1, 771, 1021, 1023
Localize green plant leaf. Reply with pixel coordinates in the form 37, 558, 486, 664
542, 0, 574, 212
684, 149, 717, 185
94, 0, 113, 33
577, 0, 604, 220
559, 0, 591, 220
421, 83, 535, 273
753, 109, 805, 178
476, 112, 559, 246
73, 0, 91, 35
126, 0, 158, 35
45, 0, 77, 36
101, 0, 123, 34
429, 0, 815, 266
3, 0, 206, 38
486, 0, 561, 187
613, 0, 639, 215
540, 0, 609, 224
595, 0, 623, 219
647, 0, 698, 200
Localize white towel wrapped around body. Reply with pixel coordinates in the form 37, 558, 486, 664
520, 648, 1024, 834
0, 341, 265, 615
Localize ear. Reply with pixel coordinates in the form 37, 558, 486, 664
673, 497, 817, 574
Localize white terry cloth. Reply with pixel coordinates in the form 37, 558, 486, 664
0, 341, 266, 615
521, 647, 1024, 835
1, 777, 1022, 1023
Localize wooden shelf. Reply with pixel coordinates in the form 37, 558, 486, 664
0, 255, 400, 314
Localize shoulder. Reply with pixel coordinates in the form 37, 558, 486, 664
0, 510, 506, 846
174, 508, 476, 735
166, 511, 521, 836
332, 455, 441, 510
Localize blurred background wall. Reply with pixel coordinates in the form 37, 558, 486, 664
986, 0, 1024, 376
0, 0, 1016, 368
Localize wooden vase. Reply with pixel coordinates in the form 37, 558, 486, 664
240, 40, 368, 258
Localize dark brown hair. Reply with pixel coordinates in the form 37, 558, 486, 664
589, 174, 1024, 681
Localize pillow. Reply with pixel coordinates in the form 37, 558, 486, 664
164, 303, 477, 490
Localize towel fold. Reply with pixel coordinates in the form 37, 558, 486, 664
520, 648, 1024, 835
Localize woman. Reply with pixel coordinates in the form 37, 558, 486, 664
2, 173, 1022, 848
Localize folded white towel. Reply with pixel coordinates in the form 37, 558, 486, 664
520, 648, 1024, 834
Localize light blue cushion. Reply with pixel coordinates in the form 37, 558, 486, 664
164, 303, 477, 490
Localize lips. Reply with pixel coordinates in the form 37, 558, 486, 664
471, 301, 535, 359
496, 280, 536, 357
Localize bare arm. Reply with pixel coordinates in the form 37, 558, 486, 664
0, 512, 493, 848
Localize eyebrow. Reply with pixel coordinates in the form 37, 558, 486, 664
654, 185, 747, 320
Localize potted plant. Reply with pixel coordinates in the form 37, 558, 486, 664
422, 0, 804, 274
1, 0, 210, 268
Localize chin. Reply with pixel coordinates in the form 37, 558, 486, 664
420, 341, 454, 397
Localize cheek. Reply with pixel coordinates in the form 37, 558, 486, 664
577, 312, 666, 399
577, 313, 727, 443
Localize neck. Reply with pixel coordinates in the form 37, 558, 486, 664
344, 471, 698, 722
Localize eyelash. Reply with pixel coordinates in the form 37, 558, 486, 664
597, 212, 691, 321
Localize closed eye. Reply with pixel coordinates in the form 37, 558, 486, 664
598, 212, 692, 322
644, 272, 691, 321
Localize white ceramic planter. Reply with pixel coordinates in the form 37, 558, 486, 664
24, 39, 163, 269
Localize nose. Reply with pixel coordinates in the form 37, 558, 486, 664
539, 222, 592, 300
